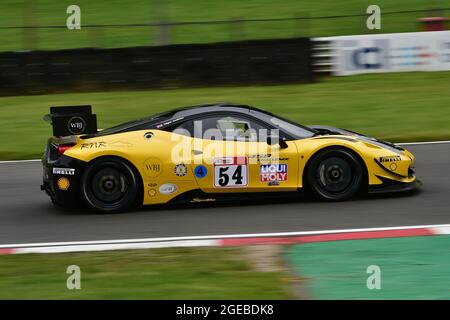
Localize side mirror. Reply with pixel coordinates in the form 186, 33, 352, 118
267, 135, 288, 149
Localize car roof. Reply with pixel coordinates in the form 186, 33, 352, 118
83, 103, 278, 138
162, 103, 272, 118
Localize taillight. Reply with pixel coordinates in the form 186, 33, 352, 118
58, 144, 75, 157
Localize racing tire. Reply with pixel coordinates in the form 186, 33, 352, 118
81, 157, 140, 213
305, 148, 364, 201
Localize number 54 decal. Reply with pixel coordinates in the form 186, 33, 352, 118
213, 157, 248, 188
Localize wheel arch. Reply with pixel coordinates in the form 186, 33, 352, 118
301, 145, 369, 192
82, 154, 145, 206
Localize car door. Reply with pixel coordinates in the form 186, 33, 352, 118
174, 113, 298, 193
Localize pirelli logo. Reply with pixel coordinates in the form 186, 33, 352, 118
53, 168, 75, 175
379, 156, 401, 163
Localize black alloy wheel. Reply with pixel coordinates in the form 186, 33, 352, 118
81, 157, 140, 212
306, 148, 364, 201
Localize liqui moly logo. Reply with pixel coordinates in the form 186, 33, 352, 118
260, 164, 288, 182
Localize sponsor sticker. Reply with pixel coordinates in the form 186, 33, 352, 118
159, 183, 178, 195
174, 163, 187, 177
53, 168, 75, 175
214, 156, 248, 188
250, 154, 290, 163
156, 117, 185, 129
379, 155, 401, 163
80, 142, 106, 150
194, 165, 207, 178
190, 198, 216, 203
260, 164, 288, 182
148, 189, 157, 197
143, 157, 163, 178
67, 116, 86, 135
214, 157, 235, 165
57, 177, 70, 190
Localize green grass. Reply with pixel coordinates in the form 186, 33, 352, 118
1, 71, 450, 160
0, 247, 291, 299
284, 236, 450, 299
0, 0, 448, 51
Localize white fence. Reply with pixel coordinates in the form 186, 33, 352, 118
314, 31, 450, 76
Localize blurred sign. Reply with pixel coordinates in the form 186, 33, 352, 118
318, 31, 450, 76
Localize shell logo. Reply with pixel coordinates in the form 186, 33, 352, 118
57, 177, 70, 190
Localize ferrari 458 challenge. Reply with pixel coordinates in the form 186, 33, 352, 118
41, 104, 420, 212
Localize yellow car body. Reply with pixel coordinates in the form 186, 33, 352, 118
63, 130, 416, 206
41, 104, 420, 212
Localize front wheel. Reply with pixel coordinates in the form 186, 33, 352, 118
305, 148, 364, 201
81, 157, 140, 213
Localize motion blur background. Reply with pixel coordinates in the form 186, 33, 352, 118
1, 0, 450, 159
0, 0, 450, 299
1, 0, 449, 50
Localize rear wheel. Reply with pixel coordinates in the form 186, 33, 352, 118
81, 157, 140, 212
305, 148, 364, 201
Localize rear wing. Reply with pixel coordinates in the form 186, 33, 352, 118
43, 105, 97, 137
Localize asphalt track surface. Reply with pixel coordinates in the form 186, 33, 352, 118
0, 143, 449, 245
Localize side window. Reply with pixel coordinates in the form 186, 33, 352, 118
175, 115, 270, 142
172, 120, 193, 137
172, 114, 272, 141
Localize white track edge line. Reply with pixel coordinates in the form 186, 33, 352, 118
431, 226, 450, 235
13, 240, 220, 254
0, 159, 41, 164
398, 141, 450, 145
1, 223, 450, 249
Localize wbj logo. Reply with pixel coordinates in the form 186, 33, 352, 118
67, 116, 86, 134
146, 164, 160, 172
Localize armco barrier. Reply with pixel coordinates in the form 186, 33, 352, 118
0, 38, 313, 96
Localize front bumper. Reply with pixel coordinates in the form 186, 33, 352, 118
368, 176, 422, 194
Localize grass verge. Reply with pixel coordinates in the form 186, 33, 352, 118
0, 247, 292, 299
284, 235, 450, 299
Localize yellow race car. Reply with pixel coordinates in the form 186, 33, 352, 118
41, 104, 420, 212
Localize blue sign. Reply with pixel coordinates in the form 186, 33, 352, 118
194, 165, 208, 178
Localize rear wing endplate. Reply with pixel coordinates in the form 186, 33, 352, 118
43, 105, 97, 137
